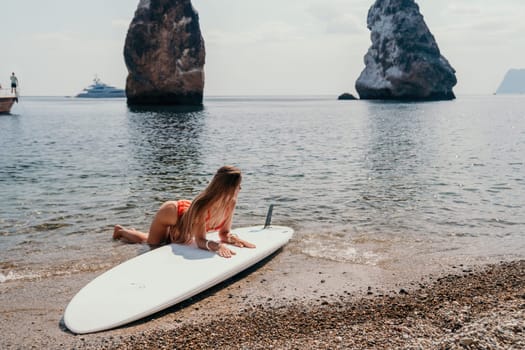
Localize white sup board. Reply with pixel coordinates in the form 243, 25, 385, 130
64, 225, 293, 334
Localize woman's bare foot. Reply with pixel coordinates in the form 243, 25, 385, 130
113, 225, 148, 243
113, 225, 124, 240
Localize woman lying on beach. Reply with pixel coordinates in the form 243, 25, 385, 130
113, 165, 255, 258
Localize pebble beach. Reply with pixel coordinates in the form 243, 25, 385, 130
126, 260, 525, 350
1, 247, 523, 349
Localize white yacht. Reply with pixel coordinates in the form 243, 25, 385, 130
76, 77, 126, 98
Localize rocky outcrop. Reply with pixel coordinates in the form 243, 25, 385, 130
124, 0, 205, 106
496, 69, 525, 94
338, 92, 358, 100
355, 0, 457, 101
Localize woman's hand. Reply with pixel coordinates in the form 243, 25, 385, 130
216, 242, 236, 258
203, 239, 236, 258
220, 232, 256, 249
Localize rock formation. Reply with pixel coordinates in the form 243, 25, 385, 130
124, 0, 205, 106
496, 69, 525, 94
355, 0, 457, 101
338, 92, 358, 100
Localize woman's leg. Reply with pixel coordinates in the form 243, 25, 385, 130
113, 201, 180, 245
146, 201, 179, 245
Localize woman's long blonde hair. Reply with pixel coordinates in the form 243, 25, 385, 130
171, 166, 242, 244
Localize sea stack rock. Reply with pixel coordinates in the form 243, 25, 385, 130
124, 0, 205, 106
355, 0, 457, 101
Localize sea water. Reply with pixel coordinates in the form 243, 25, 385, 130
1, 96, 524, 282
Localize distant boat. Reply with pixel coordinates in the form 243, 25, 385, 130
76, 77, 126, 98
0, 88, 18, 114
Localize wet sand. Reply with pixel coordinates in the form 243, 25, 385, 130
0, 248, 523, 349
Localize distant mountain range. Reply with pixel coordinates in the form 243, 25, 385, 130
496, 69, 525, 94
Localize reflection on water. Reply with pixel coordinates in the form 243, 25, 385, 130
127, 105, 204, 114
360, 102, 438, 236
125, 105, 207, 201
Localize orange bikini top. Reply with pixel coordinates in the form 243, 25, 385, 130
177, 200, 227, 232
177, 199, 191, 218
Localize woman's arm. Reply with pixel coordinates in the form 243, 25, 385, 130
218, 201, 256, 249
194, 219, 237, 258
218, 200, 235, 237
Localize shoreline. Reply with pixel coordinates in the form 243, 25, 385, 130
1, 247, 523, 349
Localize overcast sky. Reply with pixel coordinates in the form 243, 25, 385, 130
1, 0, 524, 96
